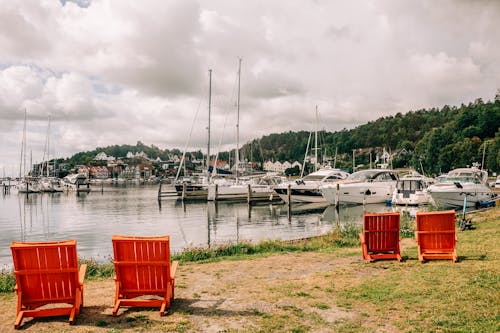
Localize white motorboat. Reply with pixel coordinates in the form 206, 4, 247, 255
321, 169, 398, 205
207, 174, 284, 202
273, 168, 350, 204
17, 177, 42, 193
174, 174, 210, 200
427, 167, 495, 208
391, 172, 435, 206
40, 177, 64, 193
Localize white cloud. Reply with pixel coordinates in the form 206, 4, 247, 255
0, 0, 499, 175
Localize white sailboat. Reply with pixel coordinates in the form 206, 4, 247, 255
39, 116, 64, 193
17, 109, 41, 194
173, 69, 214, 200
207, 59, 278, 202
273, 106, 349, 204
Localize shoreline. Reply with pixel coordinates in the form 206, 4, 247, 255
0, 206, 498, 332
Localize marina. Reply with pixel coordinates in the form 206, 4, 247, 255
0, 183, 425, 268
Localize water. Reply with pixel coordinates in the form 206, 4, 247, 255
0, 184, 415, 267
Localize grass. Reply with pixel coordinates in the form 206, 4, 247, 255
0, 222, 360, 293
0, 206, 498, 333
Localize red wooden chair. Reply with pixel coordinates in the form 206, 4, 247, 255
10, 240, 87, 329
415, 210, 458, 262
112, 235, 178, 316
359, 212, 402, 262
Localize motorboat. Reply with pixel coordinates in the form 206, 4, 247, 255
207, 174, 284, 202
391, 172, 435, 206
174, 174, 210, 200
63, 173, 91, 193
39, 177, 64, 193
17, 177, 42, 193
321, 169, 398, 205
273, 168, 350, 204
427, 167, 495, 208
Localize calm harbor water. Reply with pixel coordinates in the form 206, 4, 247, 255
1, 184, 415, 267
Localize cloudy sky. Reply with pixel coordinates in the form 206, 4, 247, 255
1, 0, 499, 176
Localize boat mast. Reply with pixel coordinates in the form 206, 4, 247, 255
314, 105, 318, 172
207, 69, 212, 177
236, 58, 242, 182
19, 109, 27, 178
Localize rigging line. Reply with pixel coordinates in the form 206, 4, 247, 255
175, 84, 208, 182
212, 63, 240, 175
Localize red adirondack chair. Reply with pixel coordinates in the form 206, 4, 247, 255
415, 210, 458, 262
359, 212, 402, 262
10, 240, 87, 329
112, 235, 178, 316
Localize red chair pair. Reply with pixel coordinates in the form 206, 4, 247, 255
360, 210, 457, 263
10, 235, 178, 329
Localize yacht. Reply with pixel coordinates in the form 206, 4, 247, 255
391, 172, 435, 206
273, 168, 350, 204
207, 174, 284, 202
174, 174, 211, 200
17, 177, 42, 193
321, 169, 398, 205
427, 167, 495, 208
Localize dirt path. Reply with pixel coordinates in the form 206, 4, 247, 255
0, 247, 387, 332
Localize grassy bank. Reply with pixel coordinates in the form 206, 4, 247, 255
0, 207, 498, 332
0, 222, 361, 293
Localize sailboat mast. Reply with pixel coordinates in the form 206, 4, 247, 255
236, 58, 242, 181
46, 116, 51, 177
207, 69, 212, 175
314, 105, 318, 172
19, 109, 27, 178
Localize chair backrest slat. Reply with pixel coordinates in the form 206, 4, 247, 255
416, 210, 456, 250
364, 212, 400, 252
112, 236, 171, 294
11, 240, 79, 303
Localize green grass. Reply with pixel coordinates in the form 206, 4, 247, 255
336, 208, 500, 332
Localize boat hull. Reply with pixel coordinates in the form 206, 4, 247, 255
322, 182, 396, 205
428, 184, 494, 209
274, 187, 326, 204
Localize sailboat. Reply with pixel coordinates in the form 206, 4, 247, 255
207, 59, 280, 202
273, 106, 349, 204
170, 69, 214, 200
17, 109, 41, 194
39, 116, 64, 193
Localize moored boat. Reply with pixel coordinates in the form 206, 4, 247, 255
321, 169, 398, 205
391, 172, 435, 206
273, 168, 349, 204
427, 167, 496, 208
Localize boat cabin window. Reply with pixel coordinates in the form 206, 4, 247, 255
397, 180, 423, 191
374, 172, 398, 182
302, 175, 326, 181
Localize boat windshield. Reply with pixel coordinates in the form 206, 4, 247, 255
347, 170, 397, 181
439, 175, 482, 184
302, 174, 327, 181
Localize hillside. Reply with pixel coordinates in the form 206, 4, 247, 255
65, 98, 500, 175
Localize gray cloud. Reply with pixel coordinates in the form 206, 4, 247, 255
0, 0, 499, 174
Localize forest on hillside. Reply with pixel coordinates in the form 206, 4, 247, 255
241, 98, 500, 175
66, 98, 500, 176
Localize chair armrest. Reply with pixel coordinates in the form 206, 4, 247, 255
170, 261, 179, 280
79, 264, 87, 285
359, 233, 365, 244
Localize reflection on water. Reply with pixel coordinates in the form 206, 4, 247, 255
1, 185, 427, 267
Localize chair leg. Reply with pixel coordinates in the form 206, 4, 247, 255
14, 311, 24, 330
69, 306, 76, 325
112, 300, 121, 317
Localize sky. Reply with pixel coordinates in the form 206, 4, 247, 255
1, 0, 499, 176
